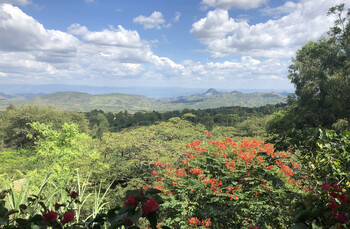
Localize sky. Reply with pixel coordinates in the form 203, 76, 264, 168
0, 0, 348, 90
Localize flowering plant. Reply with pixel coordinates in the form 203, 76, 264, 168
293, 182, 350, 228
152, 136, 305, 228
0, 187, 164, 228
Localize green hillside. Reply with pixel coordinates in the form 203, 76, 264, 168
0, 90, 286, 112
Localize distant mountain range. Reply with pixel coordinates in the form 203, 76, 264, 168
0, 84, 293, 98
0, 88, 288, 112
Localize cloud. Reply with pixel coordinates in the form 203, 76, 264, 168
191, 0, 343, 59
133, 11, 170, 29
84, 0, 94, 4
200, 0, 267, 10
173, 11, 181, 22
0, 4, 78, 62
68, 24, 146, 48
0, 71, 7, 77
260, 1, 298, 17
0, 0, 31, 6
0, 2, 294, 89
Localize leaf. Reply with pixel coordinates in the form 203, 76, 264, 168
294, 209, 307, 221
146, 211, 158, 229
5, 209, 18, 217
146, 188, 162, 195
290, 223, 308, 229
311, 221, 325, 229
128, 208, 142, 225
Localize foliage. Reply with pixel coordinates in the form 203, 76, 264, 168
99, 118, 206, 202
0, 105, 89, 150
25, 122, 104, 187
0, 90, 287, 112
0, 187, 164, 229
271, 128, 350, 186
292, 183, 350, 229
274, 4, 350, 132
95, 103, 283, 133
152, 135, 305, 228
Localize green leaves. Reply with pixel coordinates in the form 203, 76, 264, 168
283, 4, 350, 130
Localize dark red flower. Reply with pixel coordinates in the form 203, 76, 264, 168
336, 213, 349, 224
61, 210, 75, 225
124, 195, 139, 206
329, 200, 339, 210
124, 218, 133, 226
339, 194, 348, 204
333, 184, 343, 192
330, 191, 340, 198
70, 191, 78, 199
142, 198, 159, 217
42, 211, 58, 222
54, 203, 61, 211
320, 183, 331, 191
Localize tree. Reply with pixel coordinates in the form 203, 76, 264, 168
285, 4, 350, 130
0, 105, 90, 149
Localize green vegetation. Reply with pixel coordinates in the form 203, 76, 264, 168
268, 4, 350, 133
1, 4, 350, 229
0, 90, 286, 112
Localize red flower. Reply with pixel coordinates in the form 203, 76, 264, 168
42, 211, 58, 222
201, 218, 211, 227
152, 170, 158, 176
339, 194, 348, 204
336, 213, 349, 224
189, 217, 199, 225
70, 191, 78, 199
330, 191, 340, 198
321, 183, 331, 191
333, 184, 343, 192
142, 198, 159, 217
328, 200, 339, 210
54, 203, 61, 211
124, 195, 139, 206
61, 210, 74, 225
124, 218, 133, 226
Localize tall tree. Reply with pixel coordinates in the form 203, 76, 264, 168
286, 4, 350, 129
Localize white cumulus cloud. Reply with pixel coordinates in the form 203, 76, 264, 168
0, 0, 31, 6
0, 4, 78, 63
68, 24, 146, 48
200, 0, 267, 10
133, 11, 169, 29
191, 0, 345, 59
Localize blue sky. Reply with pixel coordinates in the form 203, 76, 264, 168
0, 0, 348, 90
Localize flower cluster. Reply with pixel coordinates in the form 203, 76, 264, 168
152, 135, 302, 227
41, 191, 77, 226
121, 188, 162, 227
321, 183, 349, 225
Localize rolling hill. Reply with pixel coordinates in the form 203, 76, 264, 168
0, 89, 287, 112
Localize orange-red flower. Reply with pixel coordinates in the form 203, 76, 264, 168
201, 218, 211, 227
189, 217, 199, 225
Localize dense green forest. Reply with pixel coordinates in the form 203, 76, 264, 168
1, 4, 350, 229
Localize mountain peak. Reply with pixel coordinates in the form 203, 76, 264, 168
203, 88, 221, 96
